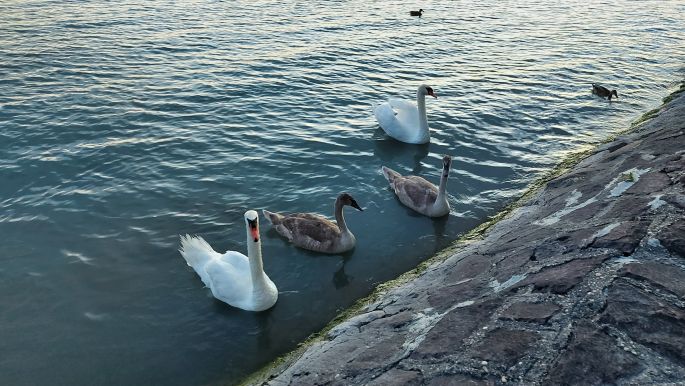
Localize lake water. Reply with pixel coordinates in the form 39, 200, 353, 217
1, 1, 684, 384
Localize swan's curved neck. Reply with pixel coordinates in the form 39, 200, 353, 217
334, 199, 349, 233
246, 227, 266, 288
436, 164, 450, 202
416, 90, 430, 138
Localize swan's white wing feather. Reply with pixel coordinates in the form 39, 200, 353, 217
203, 253, 250, 306
388, 98, 417, 112
220, 250, 249, 272
374, 98, 420, 143
373, 101, 399, 132
389, 98, 420, 129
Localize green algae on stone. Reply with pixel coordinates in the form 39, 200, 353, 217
631, 108, 661, 128
631, 80, 685, 128
622, 172, 636, 182
662, 81, 685, 104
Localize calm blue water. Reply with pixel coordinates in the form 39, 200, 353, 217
1, 0, 684, 384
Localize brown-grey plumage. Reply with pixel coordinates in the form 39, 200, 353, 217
382, 155, 451, 217
262, 193, 363, 254
592, 84, 618, 100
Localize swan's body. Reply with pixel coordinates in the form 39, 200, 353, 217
382, 155, 451, 217
592, 84, 618, 100
263, 193, 363, 254
373, 85, 437, 144
179, 210, 277, 312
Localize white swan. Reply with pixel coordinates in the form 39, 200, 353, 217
382, 155, 452, 217
373, 84, 437, 144
262, 193, 363, 254
179, 210, 278, 312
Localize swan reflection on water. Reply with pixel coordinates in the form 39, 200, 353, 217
431, 214, 450, 253
332, 253, 354, 289
372, 137, 430, 175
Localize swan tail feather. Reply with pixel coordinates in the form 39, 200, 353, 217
382, 166, 401, 184
262, 209, 283, 225
179, 235, 220, 281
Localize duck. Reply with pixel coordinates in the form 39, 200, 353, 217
410, 9, 424, 17
179, 210, 278, 312
592, 84, 618, 100
382, 155, 452, 217
263, 193, 363, 254
373, 84, 438, 144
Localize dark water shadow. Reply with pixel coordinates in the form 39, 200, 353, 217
431, 214, 450, 253
210, 287, 278, 351
332, 250, 355, 289
372, 133, 430, 174
263, 226, 356, 289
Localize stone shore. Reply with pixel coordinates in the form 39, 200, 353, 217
254, 91, 685, 386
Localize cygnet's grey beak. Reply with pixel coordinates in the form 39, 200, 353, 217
351, 200, 363, 211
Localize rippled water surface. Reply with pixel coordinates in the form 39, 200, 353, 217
1, 0, 684, 384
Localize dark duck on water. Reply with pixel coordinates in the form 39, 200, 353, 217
410, 9, 424, 17
592, 84, 618, 100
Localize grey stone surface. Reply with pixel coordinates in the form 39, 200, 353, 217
499, 302, 560, 323
258, 94, 685, 385
620, 261, 685, 298
542, 321, 642, 386
513, 254, 611, 294
599, 279, 685, 367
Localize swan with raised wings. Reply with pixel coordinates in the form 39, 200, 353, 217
382, 155, 452, 217
263, 193, 363, 254
373, 84, 437, 144
179, 210, 278, 312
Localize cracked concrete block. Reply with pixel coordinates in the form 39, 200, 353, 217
620, 262, 685, 298
544, 321, 642, 386
411, 300, 501, 360
426, 374, 496, 386
590, 220, 650, 255
627, 171, 672, 195
499, 302, 560, 323
471, 328, 539, 369
366, 369, 422, 386
514, 254, 611, 294
658, 219, 685, 258
599, 279, 685, 367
